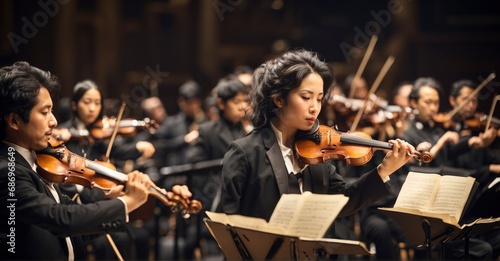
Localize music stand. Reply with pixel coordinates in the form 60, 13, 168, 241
379, 209, 459, 260
205, 218, 372, 261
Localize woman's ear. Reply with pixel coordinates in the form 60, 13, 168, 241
70, 101, 77, 112
272, 96, 284, 108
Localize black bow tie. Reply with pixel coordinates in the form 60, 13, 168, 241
294, 172, 303, 181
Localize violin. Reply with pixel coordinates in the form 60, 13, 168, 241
295, 124, 432, 166
328, 94, 388, 116
35, 139, 202, 216
433, 113, 500, 133
463, 113, 500, 130
90, 116, 159, 140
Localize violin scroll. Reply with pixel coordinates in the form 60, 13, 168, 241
412, 150, 432, 164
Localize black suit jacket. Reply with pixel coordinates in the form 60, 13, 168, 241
186, 118, 244, 163
151, 112, 201, 166
0, 142, 127, 260
219, 127, 391, 222
185, 118, 245, 211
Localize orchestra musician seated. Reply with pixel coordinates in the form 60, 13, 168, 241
0, 61, 193, 261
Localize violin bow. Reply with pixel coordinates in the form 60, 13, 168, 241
348, 35, 378, 99
350, 56, 395, 132
485, 95, 500, 132
445, 73, 496, 120
104, 102, 127, 162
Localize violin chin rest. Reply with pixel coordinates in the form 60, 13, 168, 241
295, 118, 320, 140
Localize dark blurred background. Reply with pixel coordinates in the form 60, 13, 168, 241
1, 0, 499, 118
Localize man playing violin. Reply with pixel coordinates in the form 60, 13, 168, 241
401, 77, 496, 167
0, 61, 192, 260
447, 79, 500, 260
399, 76, 496, 260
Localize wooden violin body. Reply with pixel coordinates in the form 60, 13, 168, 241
295, 125, 432, 166
35, 140, 201, 215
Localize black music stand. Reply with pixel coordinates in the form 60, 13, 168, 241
379, 209, 459, 260
204, 218, 372, 261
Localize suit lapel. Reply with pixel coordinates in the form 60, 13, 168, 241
261, 128, 290, 195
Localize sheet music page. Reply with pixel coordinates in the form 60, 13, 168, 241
286, 193, 349, 238
269, 192, 349, 238
427, 175, 475, 221
393, 172, 441, 211
268, 193, 302, 231
205, 211, 283, 233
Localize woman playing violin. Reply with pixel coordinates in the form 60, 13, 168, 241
218, 49, 417, 223
52, 80, 155, 163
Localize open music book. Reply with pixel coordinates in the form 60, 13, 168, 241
207, 191, 349, 238
379, 171, 478, 227
205, 192, 373, 260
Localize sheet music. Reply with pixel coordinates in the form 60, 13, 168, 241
427, 175, 475, 219
394, 172, 441, 211
268, 194, 301, 230
286, 194, 348, 238
269, 192, 349, 238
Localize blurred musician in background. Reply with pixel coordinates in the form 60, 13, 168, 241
141, 96, 168, 126
150, 79, 207, 168
398, 76, 496, 260
183, 75, 250, 259
449, 79, 500, 259
52, 79, 157, 260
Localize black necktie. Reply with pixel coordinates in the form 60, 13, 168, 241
288, 172, 302, 194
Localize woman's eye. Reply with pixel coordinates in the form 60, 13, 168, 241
302, 96, 310, 100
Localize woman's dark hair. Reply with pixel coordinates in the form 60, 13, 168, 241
250, 49, 333, 129
0, 61, 60, 139
451, 79, 476, 98
409, 77, 443, 102
71, 79, 103, 124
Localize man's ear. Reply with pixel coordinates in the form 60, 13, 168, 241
272, 96, 284, 108
409, 99, 417, 109
4, 113, 21, 131
216, 98, 225, 111
449, 96, 457, 107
